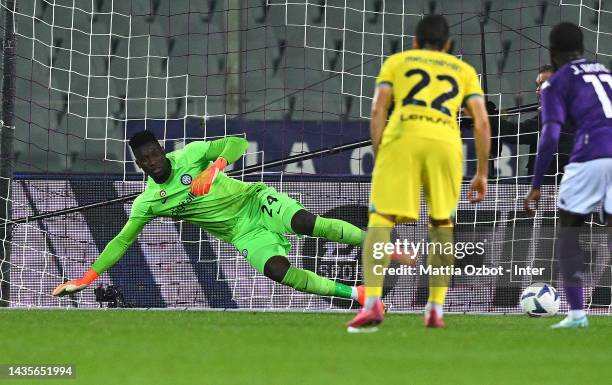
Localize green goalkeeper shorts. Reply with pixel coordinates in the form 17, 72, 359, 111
232, 184, 304, 273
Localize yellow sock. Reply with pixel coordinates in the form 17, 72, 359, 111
362, 212, 394, 298
428, 287, 449, 305
427, 224, 454, 305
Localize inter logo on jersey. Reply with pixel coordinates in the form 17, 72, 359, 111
180, 174, 192, 185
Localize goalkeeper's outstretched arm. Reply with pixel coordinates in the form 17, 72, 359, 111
204, 136, 249, 165
52, 216, 149, 296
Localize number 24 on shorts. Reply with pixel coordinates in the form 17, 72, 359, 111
261, 195, 279, 217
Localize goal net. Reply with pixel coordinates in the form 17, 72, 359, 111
1, 0, 610, 313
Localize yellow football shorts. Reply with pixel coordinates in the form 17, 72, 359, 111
369, 136, 463, 222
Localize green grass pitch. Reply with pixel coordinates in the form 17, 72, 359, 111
3, 309, 612, 385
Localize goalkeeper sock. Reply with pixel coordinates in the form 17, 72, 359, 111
427, 225, 454, 306
312, 216, 365, 246
362, 213, 394, 305
281, 266, 354, 299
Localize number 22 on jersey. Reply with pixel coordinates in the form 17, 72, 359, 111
402, 69, 459, 116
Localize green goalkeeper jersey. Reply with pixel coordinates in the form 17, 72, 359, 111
91, 137, 259, 274
132, 140, 261, 241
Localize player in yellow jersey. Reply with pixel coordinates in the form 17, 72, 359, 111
348, 15, 491, 332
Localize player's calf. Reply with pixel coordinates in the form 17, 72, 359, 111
425, 221, 454, 327
263, 255, 360, 303
290, 209, 365, 246
556, 210, 589, 323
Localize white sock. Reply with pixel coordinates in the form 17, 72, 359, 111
433, 303, 443, 316
364, 296, 379, 310
351, 286, 358, 301
569, 309, 586, 320
426, 302, 443, 316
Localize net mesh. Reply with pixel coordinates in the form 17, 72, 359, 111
0, 0, 610, 312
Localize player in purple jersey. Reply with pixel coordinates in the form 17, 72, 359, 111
524, 22, 612, 328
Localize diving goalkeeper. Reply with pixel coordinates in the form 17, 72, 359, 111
52, 131, 367, 305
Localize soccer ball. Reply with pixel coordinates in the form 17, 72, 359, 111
519, 283, 560, 317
